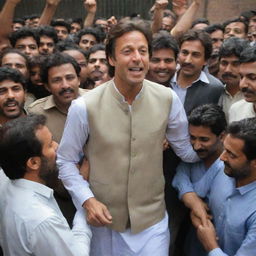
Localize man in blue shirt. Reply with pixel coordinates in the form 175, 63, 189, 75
196, 117, 256, 256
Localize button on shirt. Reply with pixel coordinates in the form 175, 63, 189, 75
0, 179, 91, 256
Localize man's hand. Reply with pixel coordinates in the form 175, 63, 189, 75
84, 0, 97, 14
7, 0, 22, 5
83, 197, 112, 227
197, 219, 219, 252
155, 0, 169, 10
46, 0, 61, 6
172, 0, 187, 16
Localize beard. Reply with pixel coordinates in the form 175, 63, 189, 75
39, 156, 59, 189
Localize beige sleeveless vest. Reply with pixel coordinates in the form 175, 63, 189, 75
84, 79, 172, 233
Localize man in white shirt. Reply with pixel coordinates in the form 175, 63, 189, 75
0, 114, 91, 256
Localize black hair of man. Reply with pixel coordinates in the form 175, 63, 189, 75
240, 10, 256, 22
151, 32, 179, 60
75, 27, 102, 44
179, 30, 212, 61
0, 66, 27, 90
9, 27, 40, 47
41, 52, 81, 84
0, 48, 29, 69
0, 114, 46, 179
191, 18, 210, 29
239, 45, 256, 63
51, 20, 71, 33
13, 18, 25, 26
87, 43, 106, 59
70, 18, 83, 26
56, 40, 88, 58
219, 37, 249, 59
205, 24, 224, 34
37, 25, 58, 44
228, 117, 256, 160
188, 104, 227, 136
223, 18, 248, 34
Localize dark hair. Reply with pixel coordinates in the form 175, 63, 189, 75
75, 27, 102, 44
219, 37, 249, 59
191, 18, 210, 29
87, 43, 106, 59
239, 45, 256, 63
41, 52, 81, 84
13, 18, 25, 26
0, 66, 27, 90
0, 48, 29, 68
37, 25, 58, 44
9, 27, 40, 47
70, 18, 83, 26
223, 18, 248, 34
56, 40, 88, 58
228, 118, 256, 160
51, 20, 71, 33
151, 32, 179, 60
0, 115, 46, 179
179, 30, 212, 60
188, 104, 227, 136
205, 24, 224, 34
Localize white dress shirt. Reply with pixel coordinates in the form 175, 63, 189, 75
0, 179, 91, 256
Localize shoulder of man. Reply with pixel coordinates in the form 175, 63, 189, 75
27, 96, 50, 114
205, 72, 224, 88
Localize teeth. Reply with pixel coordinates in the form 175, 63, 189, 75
129, 67, 141, 71
6, 103, 16, 107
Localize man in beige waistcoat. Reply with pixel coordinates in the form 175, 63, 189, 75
58, 18, 198, 256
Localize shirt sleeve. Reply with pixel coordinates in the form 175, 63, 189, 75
172, 162, 194, 199
57, 97, 94, 209
166, 90, 199, 163
29, 212, 91, 256
208, 248, 228, 256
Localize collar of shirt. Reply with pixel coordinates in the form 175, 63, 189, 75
223, 85, 244, 98
12, 178, 53, 199
236, 180, 256, 196
170, 70, 210, 89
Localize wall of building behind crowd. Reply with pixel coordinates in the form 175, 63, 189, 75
0, 0, 254, 22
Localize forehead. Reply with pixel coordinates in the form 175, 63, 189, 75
189, 124, 215, 137
220, 54, 239, 62
89, 50, 106, 60
2, 53, 26, 64
224, 134, 244, 152
239, 61, 256, 75
180, 40, 205, 53
15, 36, 37, 45
210, 29, 223, 38
0, 79, 23, 89
40, 35, 54, 43
81, 34, 96, 41
162, 16, 174, 25
115, 31, 148, 49
54, 26, 68, 32
48, 63, 77, 77
151, 48, 175, 58
64, 50, 85, 61
225, 22, 245, 31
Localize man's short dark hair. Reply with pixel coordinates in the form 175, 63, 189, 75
0, 66, 27, 90
9, 27, 40, 47
51, 20, 71, 33
0, 114, 46, 179
219, 37, 249, 59
205, 24, 224, 34
87, 43, 106, 59
56, 40, 87, 58
151, 32, 179, 60
41, 52, 81, 84
188, 104, 227, 136
223, 18, 248, 34
239, 45, 256, 63
75, 27, 102, 44
228, 118, 256, 160
191, 18, 210, 29
37, 25, 58, 44
179, 30, 212, 60
13, 18, 25, 26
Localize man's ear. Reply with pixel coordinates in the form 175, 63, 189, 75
26, 156, 41, 171
219, 131, 226, 142
108, 55, 115, 67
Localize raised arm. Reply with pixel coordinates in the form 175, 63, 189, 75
83, 0, 97, 28
38, 0, 61, 26
171, 0, 202, 38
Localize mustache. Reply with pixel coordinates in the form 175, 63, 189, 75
3, 99, 19, 107
224, 161, 231, 169
222, 72, 238, 79
58, 88, 74, 96
241, 87, 256, 95
181, 63, 195, 69
195, 149, 207, 154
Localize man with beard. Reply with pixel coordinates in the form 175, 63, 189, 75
0, 114, 91, 256
195, 118, 256, 255
217, 37, 248, 121
229, 45, 256, 122
172, 104, 226, 256
170, 30, 223, 115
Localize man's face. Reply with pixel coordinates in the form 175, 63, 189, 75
15, 36, 39, 57
218, 55, 240, 87
178, 40, 206, 79
87, 50, 109, 84
224, 22, 247, 39
108, 31, 149, 89
0, 79, 25, 122
79, 34, 97, 51
63, 49, 88, 84
1, 53, 29, 79
54, 26, 69, 40
239, 61, 256, 103
210, 30, 224, 50
70, 22, 81, 34
148, 48, 176, 84
47, 63, 80, 108
29, 18, 39, 28
35, 125, 59, 188
39, 36, 55, 55
192, 23, 208, 31
30, 65, 44, 87
161, 16, 175, 32
189, 125, 222, 160
249, 15, 256, 30
220, 134, 252, 182
12, 23, 23, 31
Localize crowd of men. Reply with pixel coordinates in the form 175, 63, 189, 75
0, 0, 256, 255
